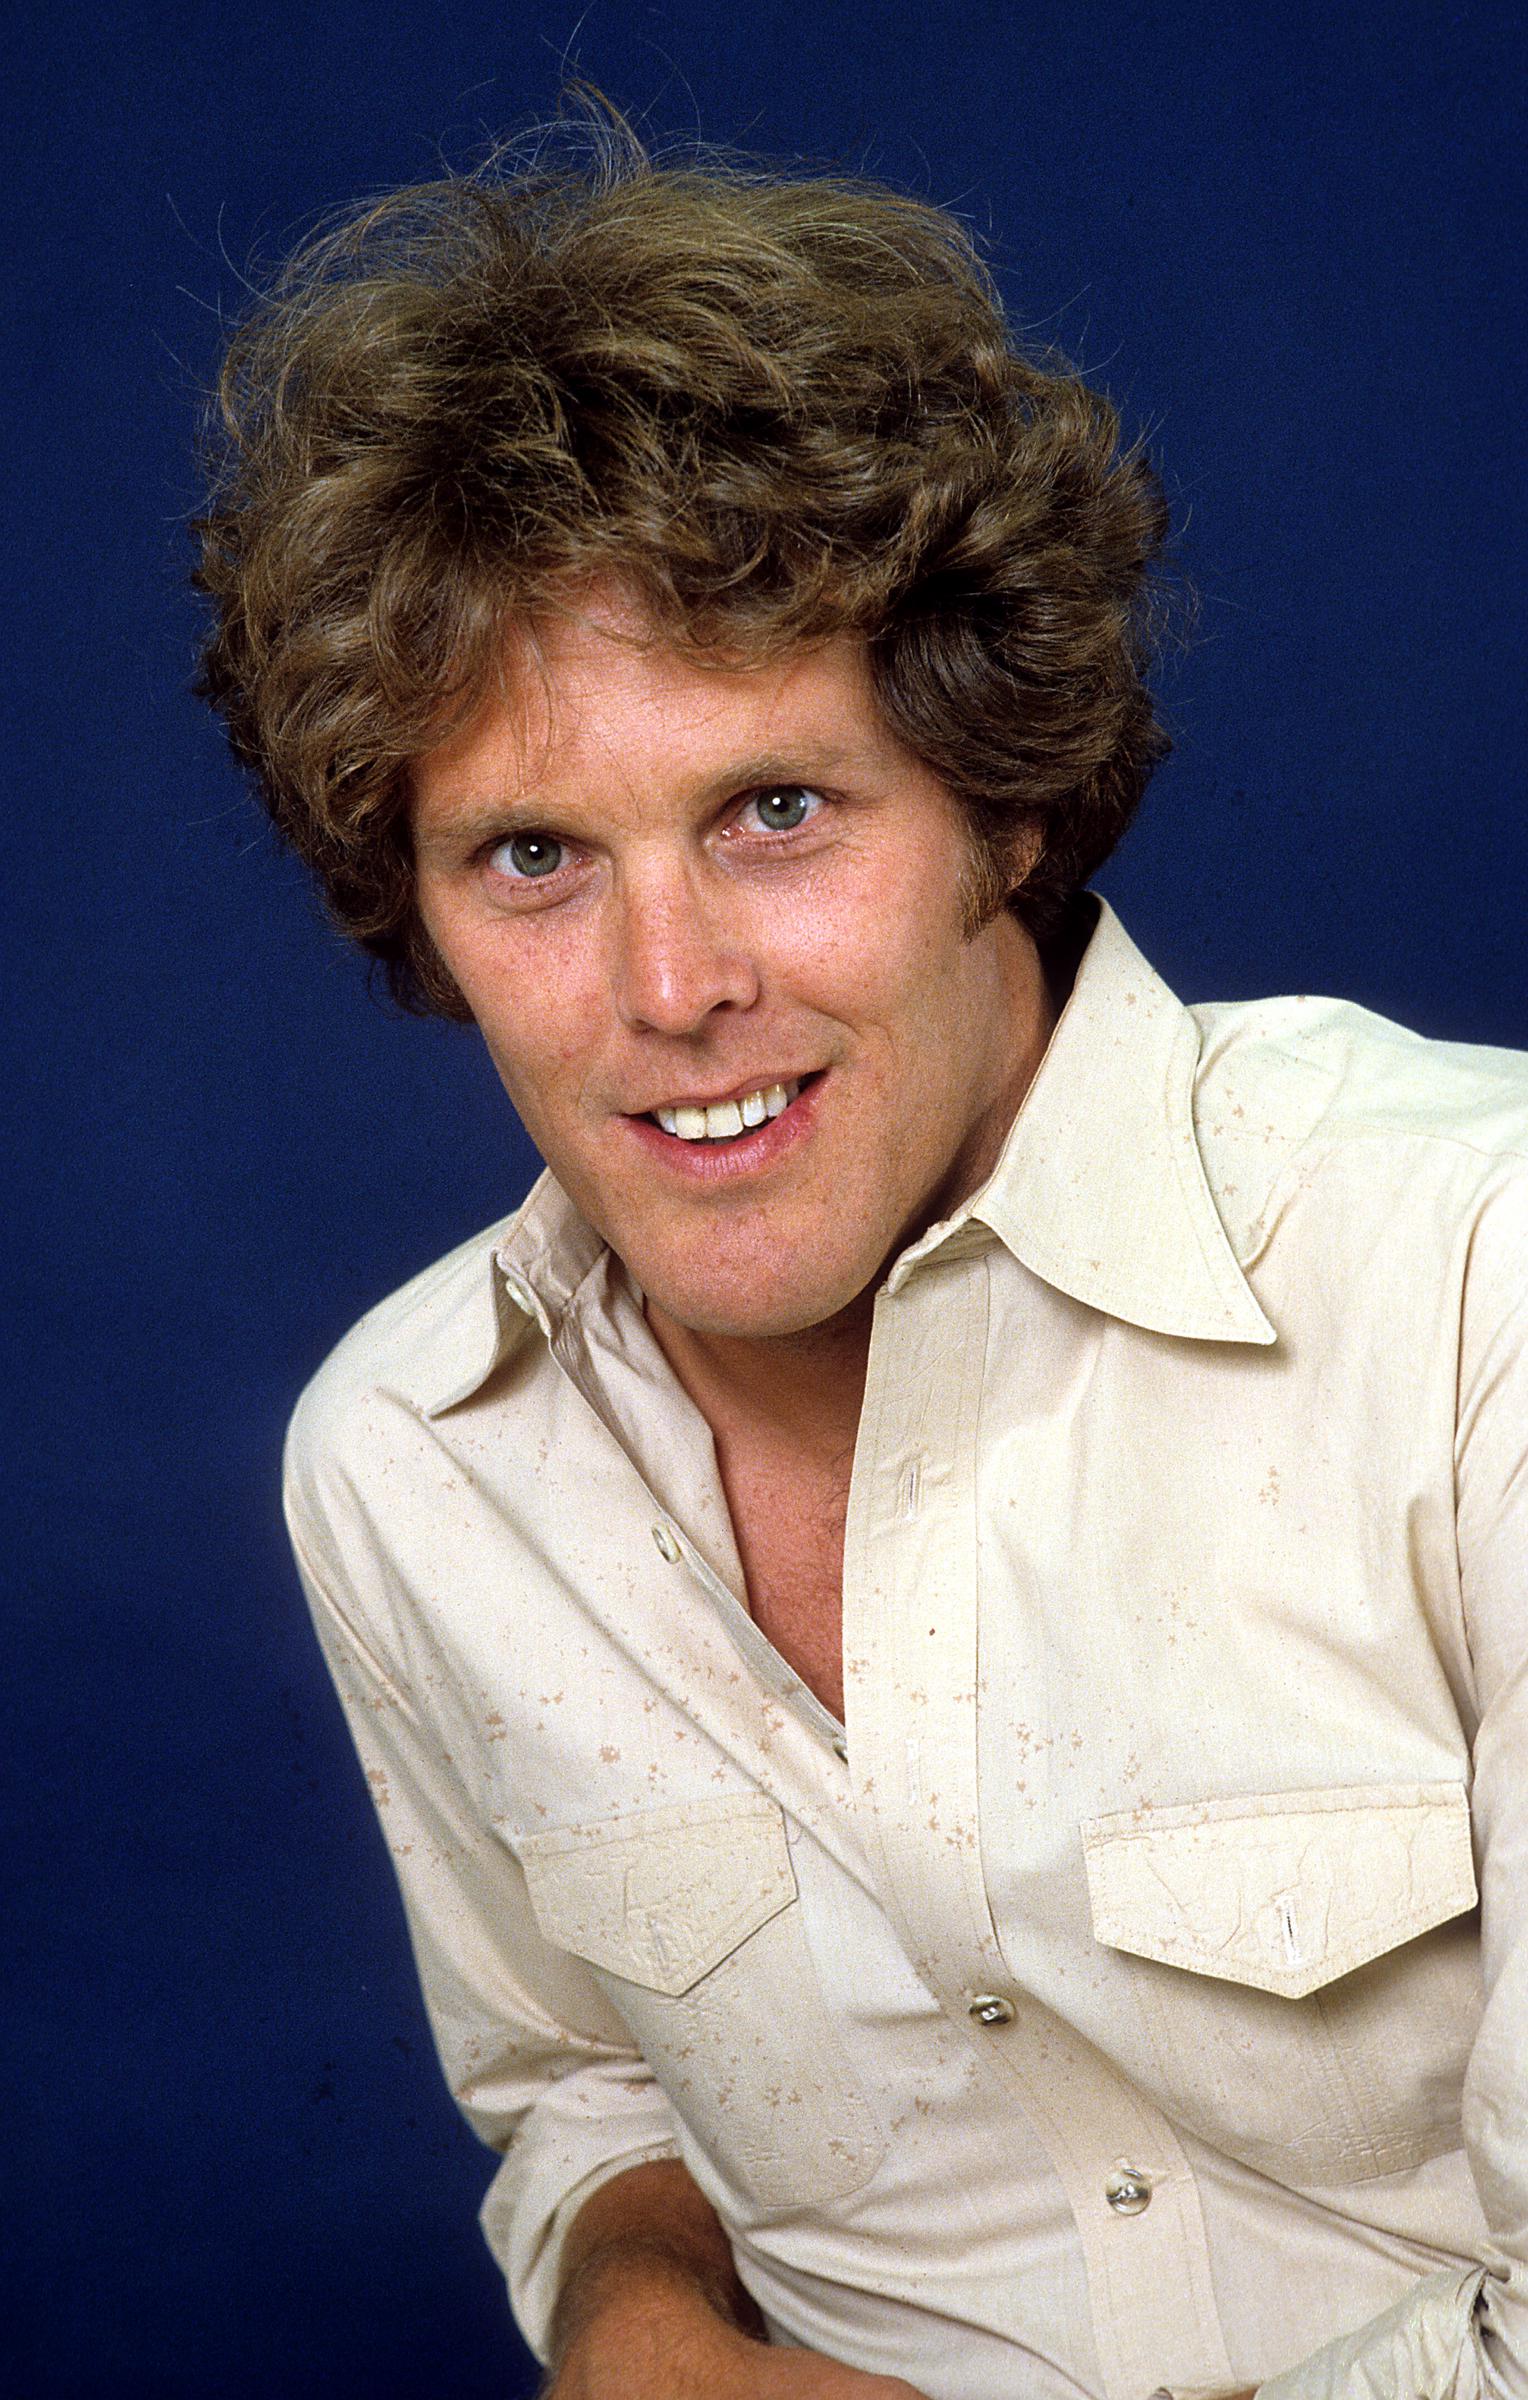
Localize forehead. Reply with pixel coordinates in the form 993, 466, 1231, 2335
409, 586, 899, 828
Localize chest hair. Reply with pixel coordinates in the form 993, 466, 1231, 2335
722, 1446, 852, 1723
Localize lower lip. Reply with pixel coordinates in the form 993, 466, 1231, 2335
622, 1076, 825, 1183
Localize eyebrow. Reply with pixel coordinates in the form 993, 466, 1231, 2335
700, 745, 859, 792
413, 745, 862, 856
411, 801, 533, 860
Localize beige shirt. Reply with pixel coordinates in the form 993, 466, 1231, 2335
284, 899, 1527, 2400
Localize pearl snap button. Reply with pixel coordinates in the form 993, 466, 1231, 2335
1104, 2166, 1153, 2216
967, 1993, 1015, 2026
650, 1524, 681, 1563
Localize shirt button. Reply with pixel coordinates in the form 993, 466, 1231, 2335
503, 1273, 536, 1314
1104, 2165, 1153, 2216
967, 1993, 1015, 2027
831, 1735, 848, 1762
650, 1524, 682, 1563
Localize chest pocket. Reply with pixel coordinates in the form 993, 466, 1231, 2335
1081, 1782, 1482, 2183
517, 1793, 886, 2212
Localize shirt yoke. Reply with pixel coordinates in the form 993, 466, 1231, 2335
1190, 991, 1528, 1268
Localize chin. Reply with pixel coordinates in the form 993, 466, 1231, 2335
642, 1258, 876, 1343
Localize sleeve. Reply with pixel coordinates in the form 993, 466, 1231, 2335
1256, 1164, 1528, 2400
285, 1510, 684, 2362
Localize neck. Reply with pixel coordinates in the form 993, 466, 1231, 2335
645, 1284, 876, 1470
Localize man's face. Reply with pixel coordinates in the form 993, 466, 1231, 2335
411, 586, 1051, 1344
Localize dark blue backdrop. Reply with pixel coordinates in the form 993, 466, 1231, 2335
5, 4, 1524, 2393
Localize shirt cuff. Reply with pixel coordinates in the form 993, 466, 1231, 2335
476, 2053, 685, 2361
1251, 2265, 1492, 2400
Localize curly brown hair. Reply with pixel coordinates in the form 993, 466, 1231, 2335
195, 126, 1171, 1017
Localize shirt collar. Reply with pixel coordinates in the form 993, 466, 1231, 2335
413, 896, 1272, 1415
410, 1173, 604, 1417
937, 895, 1274, 1343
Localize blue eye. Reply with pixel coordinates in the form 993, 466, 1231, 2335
490, 832, 564, 880
748, 786, 819, 833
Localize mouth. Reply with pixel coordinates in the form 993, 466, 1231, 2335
623, 1070, 825, 1172
649, 1077, 804, 1143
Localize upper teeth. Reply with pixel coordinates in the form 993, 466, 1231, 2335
655, 1081, 799, 1141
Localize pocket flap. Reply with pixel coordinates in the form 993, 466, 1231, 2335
1082, 1781, 1475, 1999
517, 1794, 797, 1996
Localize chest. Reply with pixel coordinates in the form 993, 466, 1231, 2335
723, 1449, 851, 1724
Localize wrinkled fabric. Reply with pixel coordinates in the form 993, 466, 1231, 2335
285, 900, 1527, 2399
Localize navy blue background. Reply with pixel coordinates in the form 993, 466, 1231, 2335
5, 4, 1524, 2393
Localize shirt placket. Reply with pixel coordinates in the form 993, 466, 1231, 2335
524, 1292, 875, 1894
842, 1244, 1237, 2400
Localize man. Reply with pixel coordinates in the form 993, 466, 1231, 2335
197, 137, 1525, 2399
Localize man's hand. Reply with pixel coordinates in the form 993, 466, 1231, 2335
540, 2159, 930, 2400
546, 2293, 930, 2400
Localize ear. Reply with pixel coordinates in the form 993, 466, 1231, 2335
960, 815, 1045, 938
1005, 818, 1046, 892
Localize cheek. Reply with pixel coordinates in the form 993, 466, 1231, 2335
446, 923, 605, 1093
480, 1018, 592, 1126
776, 847, 968, 1009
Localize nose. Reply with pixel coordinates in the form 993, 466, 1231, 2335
609, 858, 761, 1035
